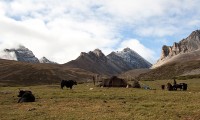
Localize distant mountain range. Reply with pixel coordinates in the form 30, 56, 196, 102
0, 45, 152, 75
65, 48, 152, 75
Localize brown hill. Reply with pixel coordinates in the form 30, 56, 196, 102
138, 60, 200, 80
0, 59, 95, 86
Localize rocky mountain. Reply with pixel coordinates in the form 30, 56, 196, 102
107, 48, 152, 70
1, 45, 39, 63
0, 45, 56, 64
65, 48, 152, 75
152, 30, 200, 68
65, 49, 122, 75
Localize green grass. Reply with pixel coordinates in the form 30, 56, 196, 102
0, 79, 200, 120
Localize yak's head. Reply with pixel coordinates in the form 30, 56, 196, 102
18, 90, 32, 97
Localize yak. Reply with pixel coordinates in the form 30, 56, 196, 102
173, 83, 188, 91
61, 80, 77, 89
17, 90, 35, 103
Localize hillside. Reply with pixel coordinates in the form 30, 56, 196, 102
138, 60, 200, 80
0, 59, 95, 86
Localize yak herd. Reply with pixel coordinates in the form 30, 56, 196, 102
17, 78, 188, 103
161, 79, 188, 91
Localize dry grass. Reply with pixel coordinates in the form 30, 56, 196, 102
0, 79, 200, 120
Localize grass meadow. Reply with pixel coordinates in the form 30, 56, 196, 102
0, 79, 200, 120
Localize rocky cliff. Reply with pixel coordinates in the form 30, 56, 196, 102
153, 30, 200, 68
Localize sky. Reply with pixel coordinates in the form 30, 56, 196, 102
0, 0, 200, 64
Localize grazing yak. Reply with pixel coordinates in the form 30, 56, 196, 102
61, 80, 77, 89
17, 90, 35, 103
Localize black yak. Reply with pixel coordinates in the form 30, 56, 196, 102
17, 90, 35, 103
61, 80, 77, 89
173, 83, 188, 91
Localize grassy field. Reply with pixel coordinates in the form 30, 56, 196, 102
0, 79, 200, 120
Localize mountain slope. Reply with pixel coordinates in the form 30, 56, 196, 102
65, 49, 122, 75
138, 60, 200, 80
0, 59, 94, 86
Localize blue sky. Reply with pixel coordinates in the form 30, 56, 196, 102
0, 0, 200, 63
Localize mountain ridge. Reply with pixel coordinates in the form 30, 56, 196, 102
65, 48, 152, 75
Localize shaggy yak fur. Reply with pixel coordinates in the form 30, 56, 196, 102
61, 80, 77, 89
17, 90, 35, 103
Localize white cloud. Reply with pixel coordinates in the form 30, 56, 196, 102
0, 9, 118, 63
0, 0, 199, 64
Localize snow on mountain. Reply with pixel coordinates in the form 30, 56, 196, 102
0, 45, 58, 64
107, 47, 152, 69
0, 45, 39, 63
